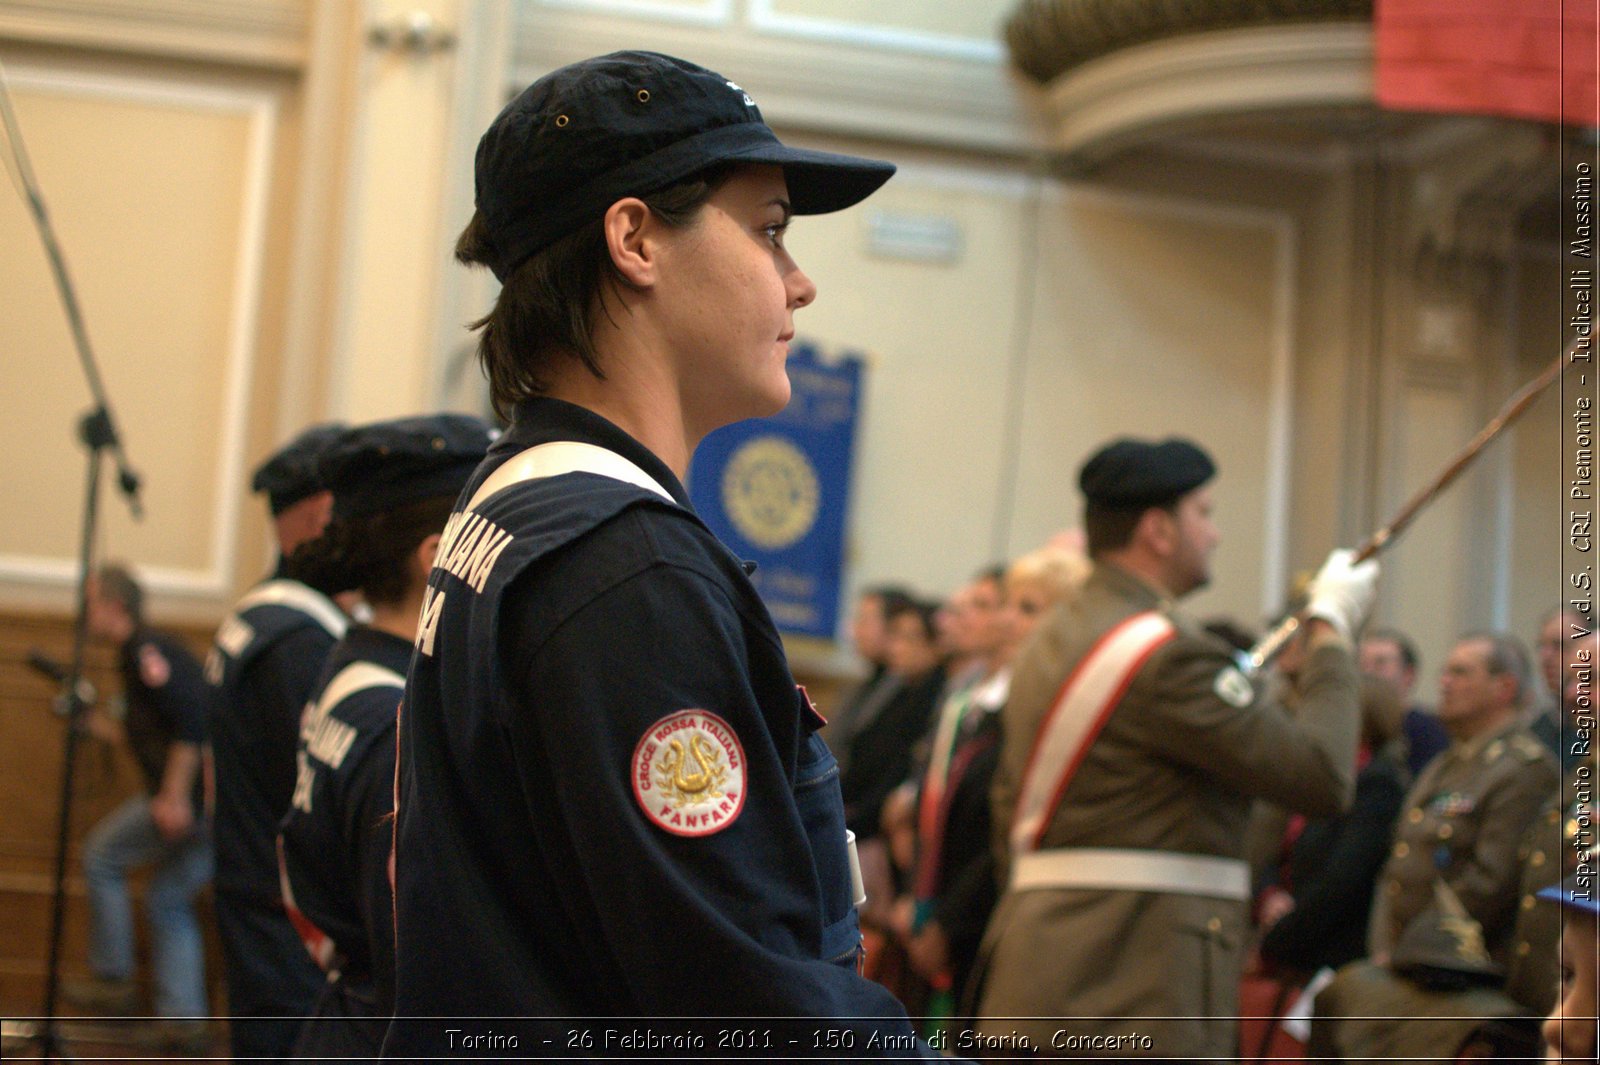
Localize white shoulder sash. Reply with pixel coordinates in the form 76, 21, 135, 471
234, 579, 348, 639
465, 440, 674, 514
1010, 611, 1176, 855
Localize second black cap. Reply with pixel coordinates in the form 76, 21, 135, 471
1079, 437, 1216, 509
319, 414, 498, 521
251, 423, 346, 516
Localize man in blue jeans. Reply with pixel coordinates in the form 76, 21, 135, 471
63, 563, 213, 1054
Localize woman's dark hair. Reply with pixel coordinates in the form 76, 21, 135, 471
286, 494, 457, 606
457, 166, 734, 421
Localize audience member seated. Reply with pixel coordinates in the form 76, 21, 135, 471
886, 547, 1088, 1025
1532, 604, 1589, 774
842, 596, 945, 933
823, 584, 914, 776
1307, 631, 1560, 1063
1255, 670, 1409, 975
1360, 626, 1450, 778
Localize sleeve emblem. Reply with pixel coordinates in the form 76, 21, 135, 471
632, 710, 747, 837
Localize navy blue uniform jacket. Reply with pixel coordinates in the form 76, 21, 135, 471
385, 399, 930, 1058
208, 573, 345, 902
121, 627, 209, 810
280, 625, 410, 1058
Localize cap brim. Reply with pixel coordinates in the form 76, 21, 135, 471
1538, 880, 1600, 914
725, 142, 896, 215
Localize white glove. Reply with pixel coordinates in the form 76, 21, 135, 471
1304, 548, 1379, 643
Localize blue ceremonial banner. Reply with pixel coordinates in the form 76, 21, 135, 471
688, 343, 863, 640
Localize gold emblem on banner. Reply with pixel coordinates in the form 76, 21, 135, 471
722, 436, 820, 550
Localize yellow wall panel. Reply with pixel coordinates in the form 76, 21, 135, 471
0, 67, 275, 603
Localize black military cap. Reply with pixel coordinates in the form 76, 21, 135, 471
319, 414, 498, 521
1078, 437, 1216, 509
251, 422, 346, 515
474, 50, 896, 281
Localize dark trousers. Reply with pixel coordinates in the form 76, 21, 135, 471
292, 977, 387, 1064
215, 889, 325, 1062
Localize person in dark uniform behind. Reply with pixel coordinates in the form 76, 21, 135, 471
208, 423, 347, 1062
277, 414, 494, 1062
385, 50, 944, 1058
63, 562, 213, 1054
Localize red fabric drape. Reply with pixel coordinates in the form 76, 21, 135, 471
1375, 0, 1599, 127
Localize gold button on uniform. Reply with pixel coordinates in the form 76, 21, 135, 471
1394, 842, 1410, 858
1522, 895, 1536, 911
1530, 851, 1546, 868
1207, 917, 1222, 933
1517, 941, 1531, 956
1438, 823, 1453, 840
1408, 809, 1424, 824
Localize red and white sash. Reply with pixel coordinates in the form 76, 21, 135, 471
1009, 611, 1175, 855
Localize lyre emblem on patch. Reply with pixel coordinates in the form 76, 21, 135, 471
632, 710, 746, 837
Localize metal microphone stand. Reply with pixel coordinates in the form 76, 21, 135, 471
2, 60, 144, 1063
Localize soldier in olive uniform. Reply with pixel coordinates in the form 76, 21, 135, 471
1308, 632, 1560, 1062
972, 438, 1379, 1060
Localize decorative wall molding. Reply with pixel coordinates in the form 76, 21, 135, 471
747, 0, 1005, 63
0, 64, 279, 606
0, 0, 309, 70
509, 3, 1044, 153
1041, 22, 1373, 169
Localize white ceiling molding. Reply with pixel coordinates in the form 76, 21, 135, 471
509, 3, 1045, 153
0, 0, 308, 70
1042, 22, 1374, 170
745, 0, 1004, 63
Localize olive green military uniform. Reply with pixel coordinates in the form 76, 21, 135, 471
1306, 722, 1559, 1063
972, 563, 1361, 1059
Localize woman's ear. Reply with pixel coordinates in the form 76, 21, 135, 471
603, 198, 657, 288
415, 532, 443, 578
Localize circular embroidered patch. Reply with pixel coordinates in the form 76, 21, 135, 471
632, 710, 747, 837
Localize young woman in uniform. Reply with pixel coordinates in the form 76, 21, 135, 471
276, 413, 494, 1061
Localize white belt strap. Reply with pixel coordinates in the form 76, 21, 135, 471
1010, 611, 1175, 855
234, 579, 348, 639
1013, 848, 1250, 901
465, 440, 675, 514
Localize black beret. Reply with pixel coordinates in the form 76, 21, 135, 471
251, 423, 346, 515
319, 414, 499, 521
1078, 437, 1216, 509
